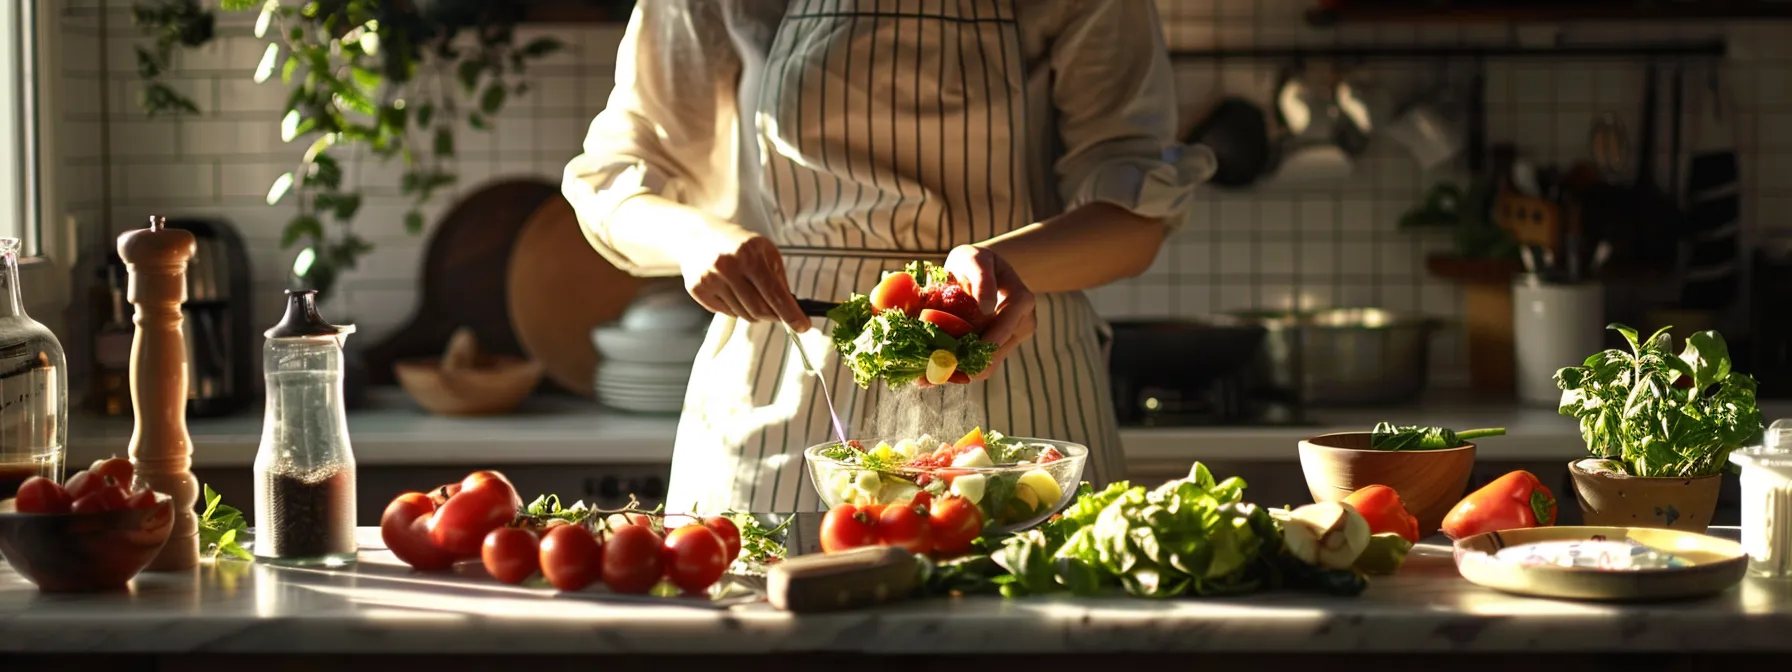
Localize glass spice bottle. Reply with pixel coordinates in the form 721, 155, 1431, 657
252, 290, 357, 566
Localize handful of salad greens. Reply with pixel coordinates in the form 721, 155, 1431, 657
1554, 324, 1762, 478
921, 463, 1388, 599
826, 261, 1000, 388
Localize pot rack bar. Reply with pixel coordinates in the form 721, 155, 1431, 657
1168, 39, 1727, 61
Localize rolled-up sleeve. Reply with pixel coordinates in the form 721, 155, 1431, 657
562, 2, 741, 276
1046, 0, 1206, 224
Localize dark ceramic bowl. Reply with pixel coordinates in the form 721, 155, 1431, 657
0, 493, 175, 592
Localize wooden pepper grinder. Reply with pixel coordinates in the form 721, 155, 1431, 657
120, 215, 199, 571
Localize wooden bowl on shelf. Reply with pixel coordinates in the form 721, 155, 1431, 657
0, 494, 175, 592
395, 328, 546, 416
1297, 431, 1477, 535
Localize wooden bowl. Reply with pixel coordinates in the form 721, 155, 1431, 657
1297, 432, 1476, 535
0, 494, 175, 592
395, 355, 545, 416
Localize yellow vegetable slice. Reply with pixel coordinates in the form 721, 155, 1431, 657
925, 349, 958, 385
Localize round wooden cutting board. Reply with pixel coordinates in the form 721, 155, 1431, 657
506, 197, 642, 396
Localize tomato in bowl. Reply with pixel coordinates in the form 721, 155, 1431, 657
0, 469, 177, 592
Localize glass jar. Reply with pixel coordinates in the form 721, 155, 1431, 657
0, 238, 66, 499
252, 290, 357, 566
1730, 419, 1792, 579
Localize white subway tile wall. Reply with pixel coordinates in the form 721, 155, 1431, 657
54, 1, 1792, 383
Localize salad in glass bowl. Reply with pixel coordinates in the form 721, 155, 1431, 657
804, 429, 1087, 535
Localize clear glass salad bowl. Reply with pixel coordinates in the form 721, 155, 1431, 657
804, 436, 1088, 535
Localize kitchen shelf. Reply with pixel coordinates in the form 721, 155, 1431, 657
1168, 39, 1727, 61
1307, 2, 1792, 25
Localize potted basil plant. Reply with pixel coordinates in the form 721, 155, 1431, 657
1554, 324, 1763, 531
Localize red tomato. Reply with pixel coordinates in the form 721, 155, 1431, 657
928, 496, 983, 556
14, 476, 72, 514
63, 470, 105, 501
482, 527, 542, 585
702, 516, 743, 564
380, 492, 457, 571
605, 512, 659, 533
869, 271, 923, 316
919, 309, 973, 338
429, 471, 524, 557
661, 526, 728, 594
602, 524, 666, 594
88, 458, 134, 488
71, 486, 129, 514
124, 489, 158, 511
909, 491, 933, 510
820, 504, 879, 553
538, 524, 603, 591
877, 500, 933, 554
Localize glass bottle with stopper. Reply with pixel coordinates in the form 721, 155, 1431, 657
0, 238, 67, 500
253, 289, 358, 566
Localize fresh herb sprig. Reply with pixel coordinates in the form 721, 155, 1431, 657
1369, 423, 1506, 451
198, 485, 252, 561
1555, 324, 1763, 478
723, 512, 791, 569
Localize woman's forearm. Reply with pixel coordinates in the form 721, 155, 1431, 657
599, 194, 749, 273
978, 202, 1169, 294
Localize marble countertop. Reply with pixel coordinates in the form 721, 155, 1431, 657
3, 527, 1790, 654
67, 389, 1792, 469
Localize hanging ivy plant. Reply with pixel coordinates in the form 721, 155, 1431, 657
129, 0, 571, 300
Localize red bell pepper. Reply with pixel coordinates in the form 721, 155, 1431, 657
1441, 470, 1557, 540
1343, 485, 1422, 543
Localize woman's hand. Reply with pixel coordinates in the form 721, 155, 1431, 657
922, 245, 1036, 386
678, 224, 811, 332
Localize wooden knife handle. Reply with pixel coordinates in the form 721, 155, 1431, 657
766, 546, 919, 613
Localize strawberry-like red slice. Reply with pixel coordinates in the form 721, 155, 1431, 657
933, 283, 981, 324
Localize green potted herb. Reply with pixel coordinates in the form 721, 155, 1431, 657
1554, 324, 1763, 531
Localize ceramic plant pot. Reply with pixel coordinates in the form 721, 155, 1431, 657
1298, 432, 1476, 535
1568, 460, 1723, 532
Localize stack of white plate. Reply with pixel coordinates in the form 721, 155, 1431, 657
592, 289, 708, 413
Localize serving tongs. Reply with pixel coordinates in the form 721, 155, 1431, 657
795, 298, 839, 318
784, 322, 847, 445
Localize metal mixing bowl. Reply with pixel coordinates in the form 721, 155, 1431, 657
1226, 308, 1441, 406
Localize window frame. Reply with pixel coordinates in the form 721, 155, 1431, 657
3, 2, 71, 317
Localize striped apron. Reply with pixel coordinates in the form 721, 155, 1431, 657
664, 0, 1126, 515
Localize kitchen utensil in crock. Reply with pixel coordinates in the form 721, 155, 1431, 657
507, 197, 644, 397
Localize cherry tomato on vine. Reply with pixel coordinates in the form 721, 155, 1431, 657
928, 496, 983, 556
482, 527, 541, 585
539, 524, 603, 591
702, 516, 742, 565
380, 492, 456, 571
429, 470, 524, 557
602, 524, 665, 594
821, 504, 879, 553
877, 501, 933, 554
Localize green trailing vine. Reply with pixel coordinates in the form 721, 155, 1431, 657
129, 0, 573, 300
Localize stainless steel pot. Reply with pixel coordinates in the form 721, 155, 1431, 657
1223, 308, 1441, 406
